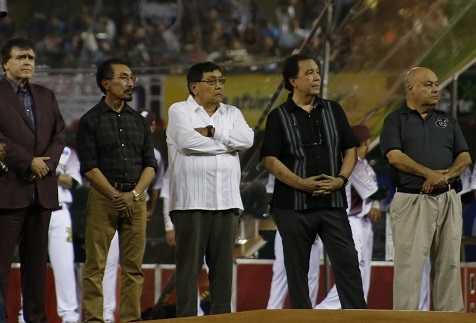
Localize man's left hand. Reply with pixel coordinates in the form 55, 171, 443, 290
194, 127, 208, 137
311, 174, 343, 196
112, 192, 134, 212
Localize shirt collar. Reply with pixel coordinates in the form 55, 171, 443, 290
186, 95, 223, 114
98, 96, 136, 114
287, 93, 322, 113
401, 103, 436, 117
3, 74, 29, 93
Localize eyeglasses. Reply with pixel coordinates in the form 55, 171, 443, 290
197, 78, 226, 86
294, 119, 322, 147
111, 75, 137, 83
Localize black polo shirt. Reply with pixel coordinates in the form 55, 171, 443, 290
260, 95, 358, 211
380, 104, 469, 189
76, 97, 157, 183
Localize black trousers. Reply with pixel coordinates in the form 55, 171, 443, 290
274, 207, 366, 309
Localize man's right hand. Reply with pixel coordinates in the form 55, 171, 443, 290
0, 142, 5, 159
30, 156, 51, 179
423, 169, 449, 193
299, 174, 329, 194
165, 230, 176, 247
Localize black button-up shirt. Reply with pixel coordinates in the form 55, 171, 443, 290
76, 97, 157, 183
260, 95, 358, 210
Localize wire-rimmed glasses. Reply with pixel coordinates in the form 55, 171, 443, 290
111, 74, 137, 83
197, 78, 226, 86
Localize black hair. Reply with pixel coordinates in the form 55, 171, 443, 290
1, 37, 35, 71
282, 53, 316, 92
186, 61, 221, 96
96, 58, 128, 94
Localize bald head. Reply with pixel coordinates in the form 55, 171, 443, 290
404, 67, 439, 111
404, 67, 437, 92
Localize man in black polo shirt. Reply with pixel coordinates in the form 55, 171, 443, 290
76, 58, 157, 322
380, 66, 470, 312
260, 53, 366, 309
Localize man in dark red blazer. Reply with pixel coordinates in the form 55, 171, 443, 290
0, 37, 65, 323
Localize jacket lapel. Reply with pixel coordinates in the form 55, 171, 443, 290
0, 77, 35, 132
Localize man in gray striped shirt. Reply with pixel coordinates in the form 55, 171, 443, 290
260, 53, 366, 309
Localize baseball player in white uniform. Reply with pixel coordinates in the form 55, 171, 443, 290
19, 146, 82, 323
316, 125, 383, 309
265, 174, 323, 309
418, 164, 475, 311
102, 110, 165, 322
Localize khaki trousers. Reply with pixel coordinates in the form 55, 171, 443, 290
83, 186, 147, 322
390, 190, 464, 312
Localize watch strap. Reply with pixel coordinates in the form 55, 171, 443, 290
206, 125, 213, 137
132, 189, 140, 201
337, 174, 349, 186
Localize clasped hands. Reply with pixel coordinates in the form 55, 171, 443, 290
26, 157, 50, 183
421, 169, 449, 194
301, 174, 344, 197
112, 191, 135, 223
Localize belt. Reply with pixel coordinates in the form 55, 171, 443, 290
396, 185, 452, 196
109, 180, 136, 192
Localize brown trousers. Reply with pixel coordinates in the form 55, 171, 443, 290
82, 186, 147, 322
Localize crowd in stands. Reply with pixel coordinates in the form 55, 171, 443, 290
0, 0, 330, 70
0, 0, 449, 71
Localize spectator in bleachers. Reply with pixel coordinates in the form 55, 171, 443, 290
95, 13, 116, 45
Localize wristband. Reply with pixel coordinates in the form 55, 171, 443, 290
337, 174, 349, 186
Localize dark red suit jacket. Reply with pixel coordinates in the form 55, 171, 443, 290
0, 76, 65, 209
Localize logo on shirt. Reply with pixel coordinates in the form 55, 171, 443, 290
435, 118, 448, 128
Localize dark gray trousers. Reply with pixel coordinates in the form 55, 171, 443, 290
172, 209, 239, 317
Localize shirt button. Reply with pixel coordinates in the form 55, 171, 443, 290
121, 144, 125, 147
120, 129, 123, 132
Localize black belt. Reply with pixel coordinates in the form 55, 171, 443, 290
396, 185, 452, 196
109, 180, 136, 192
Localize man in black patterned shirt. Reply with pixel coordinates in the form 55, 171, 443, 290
260, 54, 365, 309
76, 58, 157, 322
